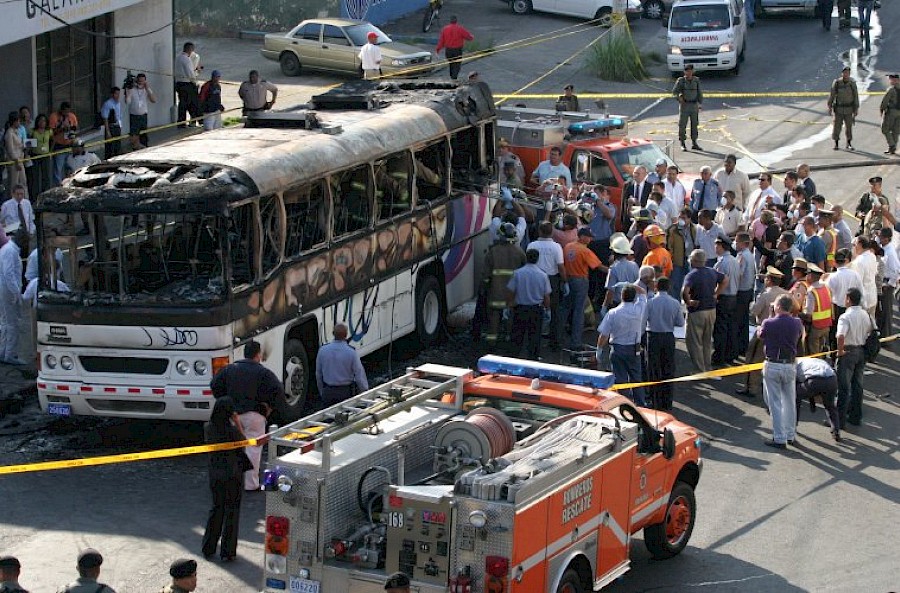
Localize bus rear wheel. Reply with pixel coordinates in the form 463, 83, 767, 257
416, 275, 444, 348
283, 339, 310, 416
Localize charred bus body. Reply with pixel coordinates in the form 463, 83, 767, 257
34, 81, 497, 421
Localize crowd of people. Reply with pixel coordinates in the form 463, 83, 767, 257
479, 144, 893, 448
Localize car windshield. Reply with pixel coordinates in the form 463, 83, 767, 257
608, 144, 673, 182
670, 5, 731, 31
39, 213, 225, 306
345, 23, 392, 46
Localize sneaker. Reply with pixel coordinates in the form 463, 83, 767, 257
764, 439, 786, 449
846, 143, 854, 151
692, 143, 702, 151
681, 142, 687, 151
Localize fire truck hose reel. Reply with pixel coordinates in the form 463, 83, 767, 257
433, 408, 516, 474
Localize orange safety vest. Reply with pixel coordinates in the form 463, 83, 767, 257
810, 284, 833, 329
820, 228, 838, 270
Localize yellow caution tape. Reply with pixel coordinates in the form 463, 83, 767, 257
0, 438, 259, 476
496, 91, 886, 99
612, 333, 899, 390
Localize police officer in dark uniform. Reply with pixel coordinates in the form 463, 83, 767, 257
672, 65, 703, 151
57, 549, 115, 593
0, 556, 28, 593
210, 340, 283, 491
315, 323, 369, 406
159, 559, 197, 593
506, 248, 552, 360
384, 572, 411, 593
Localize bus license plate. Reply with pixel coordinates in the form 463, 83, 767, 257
47, 403, 71, 416
289, 577, 320, 593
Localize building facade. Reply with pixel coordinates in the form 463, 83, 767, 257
1, 0, 174, 138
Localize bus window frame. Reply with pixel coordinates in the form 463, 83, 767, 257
283, 179, 331, 260
374, 150, 414, 223
227, 198, 261, 294
412, 136, 450, 208
260, 193, 287, 280
330, 162, 375, 240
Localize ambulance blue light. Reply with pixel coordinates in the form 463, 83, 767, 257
567, 118, 625, 134
477, 355, 614, 389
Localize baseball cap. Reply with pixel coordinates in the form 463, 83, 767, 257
577, 227, 594, 238
564, 84, 574, 90
842, 66, 851, 72
367, 31, 378, 40
211, 69, 221, 78
77, 549, 103, 569
655, 158, 668, 167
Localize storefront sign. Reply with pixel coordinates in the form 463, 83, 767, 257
1, 0, 145, 46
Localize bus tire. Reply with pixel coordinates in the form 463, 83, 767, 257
283, 338, 310, 415
643, 481, 696, 559
556, 568, 585, 593
416, 274, 444, 348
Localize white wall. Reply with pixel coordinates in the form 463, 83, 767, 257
114, 0, 175, 132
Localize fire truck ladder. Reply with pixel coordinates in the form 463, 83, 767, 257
267, 363, 471, 471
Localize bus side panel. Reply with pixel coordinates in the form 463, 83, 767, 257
441, 193, 493, 311
596, 448, 636, 577
511, 499, 550, 592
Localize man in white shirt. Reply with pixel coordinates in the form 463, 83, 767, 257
663, 165, 687, 209
238, 70, 278, 115
714, 154, 751, 210
744, 173, 782, 224
531, 146, 572, 195
0, 185, 35, 237
851, 236, 878, 315
715, 190, 743, 237
64, 140, 101, 177
527, 220, 568, 347
358, 32, 383, 80
877, 227, 900, 339
125, 73, 156, 148
835, 287, 872, 427
174, 42, 202, 127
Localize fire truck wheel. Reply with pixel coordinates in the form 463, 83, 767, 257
644, 481, 696, 559
556, 568, 586, 593
416, 274, 444, 347
283, 339, 310, 413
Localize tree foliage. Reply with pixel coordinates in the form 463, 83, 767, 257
176, 0, 340, 35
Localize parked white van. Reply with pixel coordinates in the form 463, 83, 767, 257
665, 0, 747, 75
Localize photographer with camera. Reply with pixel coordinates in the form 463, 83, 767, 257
48, 102, 78, 186
125, 72, 156, 149
100, 87, 123, 159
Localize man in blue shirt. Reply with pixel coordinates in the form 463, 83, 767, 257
315, 323, 369, 407
530, 146, 572, 194
646, 277, 684, 410
682, 249, 727, 372
758, 295, 803, 449
588, 185, 615, 307
507, 249, 551, 360
99, 86, 123, 159
713, 237, 740, 365
690, 166, 721, 213
799, 216, 826, 270
602, 233, 639, 308
597, 283, 648, 406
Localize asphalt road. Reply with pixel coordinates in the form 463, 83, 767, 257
2, 3, 900, 592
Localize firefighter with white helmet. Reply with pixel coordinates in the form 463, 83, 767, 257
481, 222, 526, 343
642, 224, 673, 278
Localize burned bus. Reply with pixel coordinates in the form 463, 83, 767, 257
34, 81, 497, 421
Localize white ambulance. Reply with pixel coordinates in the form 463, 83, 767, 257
665, 0, 747, 75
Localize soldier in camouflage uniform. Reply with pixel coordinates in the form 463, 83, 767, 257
880, 74, 900, 155
672, 65, 703, 151
56, 550, 115, 593
827, 66, 859, 151
159, 559, 197, 593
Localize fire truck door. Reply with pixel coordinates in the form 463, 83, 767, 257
628, 429, 670, 531
571, 151, 617, 188
596, 449, 635, 578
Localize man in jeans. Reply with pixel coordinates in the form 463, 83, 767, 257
506, 249, 552, 360
835, 288, 872, 427
758, 294, 803, 449
560, 227, 601, 350
597, 284, 648, 406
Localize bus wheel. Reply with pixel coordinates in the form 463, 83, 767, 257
416, 275, 444, 348
644, 481, 696, 559
283, 339, 310, 414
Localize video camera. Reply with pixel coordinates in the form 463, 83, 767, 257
123, 70, 136, 90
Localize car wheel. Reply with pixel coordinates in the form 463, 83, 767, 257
643, 481, 697, 559
595, 7, 613, 26
643, 0, 665, 19
511, 0, 532, 14
739, 40, 746, 62
280, 52, 302, 77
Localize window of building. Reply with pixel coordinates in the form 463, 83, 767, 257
228, 203, 257, 290
260, 195, 284, 276
414, 140, 448, 203
36, 15, 114, 128
375, 152, 413, 221
332, 164, 372, 237
284, 182, 328, 257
